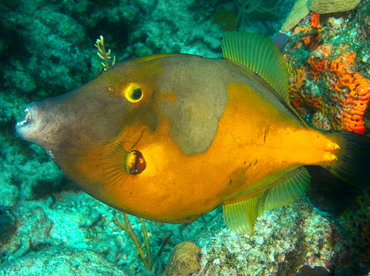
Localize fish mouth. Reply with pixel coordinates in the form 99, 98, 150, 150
16, 108, 32, 127
15, 103, 40, 142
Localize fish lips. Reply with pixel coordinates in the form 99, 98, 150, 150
15, 102, 42, 143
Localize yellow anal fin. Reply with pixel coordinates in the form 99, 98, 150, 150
259, 167, 311, 211
223, 193, 264, 235
223, 167, 311, 235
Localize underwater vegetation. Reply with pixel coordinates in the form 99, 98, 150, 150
114, 212, 152, 272
233, 0, 288, 30
0, 0, 369, 275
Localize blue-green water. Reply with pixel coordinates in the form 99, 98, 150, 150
0, 0, 369, 275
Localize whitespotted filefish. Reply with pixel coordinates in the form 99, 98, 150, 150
16, 32, 370, 234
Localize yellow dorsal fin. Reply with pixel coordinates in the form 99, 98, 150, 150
221, 31, 309, 128
221, 31, 290, 103
223, 167, 311, 235
132, 53, 201, 63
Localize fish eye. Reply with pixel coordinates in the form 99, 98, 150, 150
124, 83, 144, 103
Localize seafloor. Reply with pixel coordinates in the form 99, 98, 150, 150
0, 0, 370, 275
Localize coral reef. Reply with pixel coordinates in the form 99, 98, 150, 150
309, 0, 361, 14
284, 5, 370, 134
281, 0, 361, 31
196, 200, 345, 275
282, 0, 370, 273
289, 41, 370, 133
0, 246, 128, 276
282, 0, 310, 32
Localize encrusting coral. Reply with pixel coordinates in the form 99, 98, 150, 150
309, 0, 361, 14
281, 0, 361, 31
165, 241, 201, 276
284, 12, 370, 134
290, 43, 370, 133
281, 0, 310, 32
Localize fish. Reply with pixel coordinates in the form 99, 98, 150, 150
15, 32, 370, 234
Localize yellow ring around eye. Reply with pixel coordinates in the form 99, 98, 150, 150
124, 83, 144, 103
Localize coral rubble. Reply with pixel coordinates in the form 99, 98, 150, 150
196, 200, 344, 275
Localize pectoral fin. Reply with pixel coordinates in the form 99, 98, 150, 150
101, 144, 146, 187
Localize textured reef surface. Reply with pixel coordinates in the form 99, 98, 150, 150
0, 0, 369, 275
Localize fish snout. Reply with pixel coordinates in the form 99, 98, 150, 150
15, 102, 42, 143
